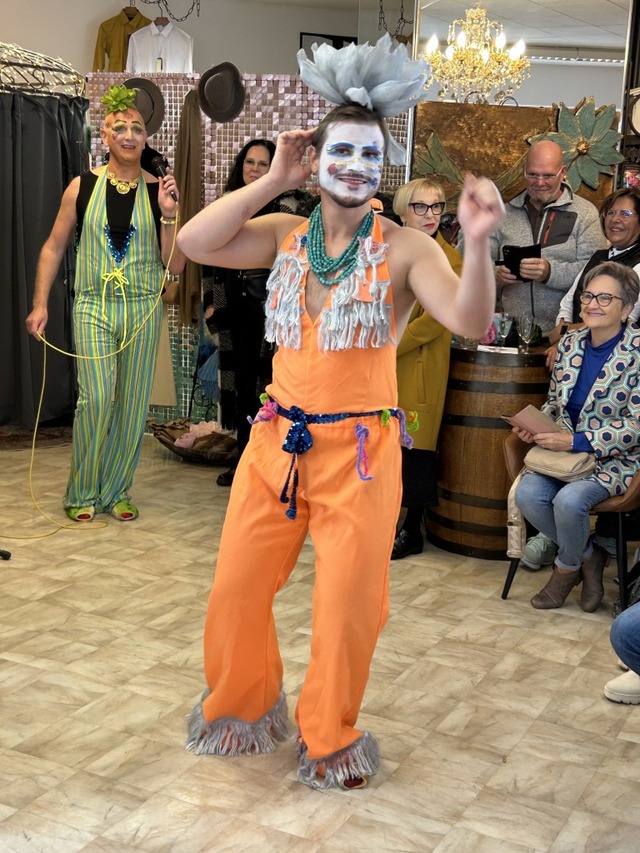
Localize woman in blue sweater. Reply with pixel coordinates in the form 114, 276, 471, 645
513, 261, 640, 611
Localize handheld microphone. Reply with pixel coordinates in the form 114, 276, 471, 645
151, 155, 178, 202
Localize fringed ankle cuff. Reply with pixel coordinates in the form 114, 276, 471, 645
297, 730, 380, 789
185, 690, 289, 756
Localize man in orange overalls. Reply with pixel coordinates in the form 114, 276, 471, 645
178, 47, 503, 790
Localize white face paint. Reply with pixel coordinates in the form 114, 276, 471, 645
317, 122, 385, 208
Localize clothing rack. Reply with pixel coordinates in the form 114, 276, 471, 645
0, 42, 85, 96
137, 0, 200, 23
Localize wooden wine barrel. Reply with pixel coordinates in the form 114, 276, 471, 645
425, 346, 550, 560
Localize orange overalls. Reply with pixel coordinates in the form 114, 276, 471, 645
187, 215, 408, 788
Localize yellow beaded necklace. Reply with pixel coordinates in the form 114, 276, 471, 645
107, 170, 141, 195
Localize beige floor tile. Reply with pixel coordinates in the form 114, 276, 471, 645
327, 798, 451, 851
1, 436, 638, 851
597, 736, 640, 782
458, 788, 570, 849
197, 817, 324, 852
405, 731, 506, 786
0, 810, 96, 852
20, 770, 149, 835
485, 750, 596, 808
515, 718, 614, 767
549, 810, 640, 853
435, 700, 534, 753
0, 749, 75, 811
575, 771, 640, 826
433, 825, 541, 853
101, 792, 235, 850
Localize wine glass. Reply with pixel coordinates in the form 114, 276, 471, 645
517, 313, 534, 353
497, 312, 512, 347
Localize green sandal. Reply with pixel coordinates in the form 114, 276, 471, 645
111, 500, 139, 521
65, 506, 95, 522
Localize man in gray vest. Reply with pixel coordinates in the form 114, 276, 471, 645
462, 139, 607, 571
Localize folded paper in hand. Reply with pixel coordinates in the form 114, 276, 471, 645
502, 405, 561, 434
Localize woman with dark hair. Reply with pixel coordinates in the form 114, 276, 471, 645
224, 138, 275, 194
203, 139, 311, 486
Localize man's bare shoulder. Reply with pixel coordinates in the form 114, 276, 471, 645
378, 215, 402, 241
379, 216, 435, 249
269, 212, 308, 245
380, 216, 441, 277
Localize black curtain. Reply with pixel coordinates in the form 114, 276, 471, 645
0, 91, 89, 427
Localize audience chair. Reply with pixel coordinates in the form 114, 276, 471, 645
500, 431, 640, 610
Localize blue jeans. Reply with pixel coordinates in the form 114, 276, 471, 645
515, 472, 609, 571
611, 601, 640, 676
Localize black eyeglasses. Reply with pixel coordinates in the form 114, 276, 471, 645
579, 291, 624, 307
408, 201, 445, 216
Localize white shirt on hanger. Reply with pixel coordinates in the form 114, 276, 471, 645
125, 21, 193, 73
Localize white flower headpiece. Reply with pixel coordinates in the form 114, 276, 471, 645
297, 33, 429, 166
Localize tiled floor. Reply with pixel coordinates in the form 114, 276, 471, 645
1, 436, 640, 852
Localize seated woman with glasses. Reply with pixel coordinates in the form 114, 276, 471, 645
513, 261, 640, 611
389, 178, 462, 559
522, 188, 640, 573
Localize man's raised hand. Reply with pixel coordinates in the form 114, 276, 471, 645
268, 128, 315, 191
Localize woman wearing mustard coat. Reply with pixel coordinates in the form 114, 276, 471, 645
391, 179, 462, 559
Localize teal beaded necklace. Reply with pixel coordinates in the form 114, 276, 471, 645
306, 204, 375, 286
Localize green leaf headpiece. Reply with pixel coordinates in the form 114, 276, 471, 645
100, 84, 138, 116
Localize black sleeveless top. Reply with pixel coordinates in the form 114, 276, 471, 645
76, 171, 162, 253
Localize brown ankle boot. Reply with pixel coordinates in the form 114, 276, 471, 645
531, 567, 581, 609
580, 544, 608, 612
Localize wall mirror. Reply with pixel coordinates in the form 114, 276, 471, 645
355, 0, 631, 108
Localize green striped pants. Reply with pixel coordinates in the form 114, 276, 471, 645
64, 290, 162, 512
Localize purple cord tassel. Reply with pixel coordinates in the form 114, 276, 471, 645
396, 409, 414, 449
355, 423, 374, 481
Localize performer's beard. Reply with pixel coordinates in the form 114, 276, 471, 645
320, 180, 379, 209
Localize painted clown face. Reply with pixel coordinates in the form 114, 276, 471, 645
316, 121, 385, 208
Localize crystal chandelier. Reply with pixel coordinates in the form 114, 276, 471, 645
423, 3, 530, 104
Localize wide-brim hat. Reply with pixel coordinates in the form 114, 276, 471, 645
198, 62, 245, 123
123, 77, 165, 136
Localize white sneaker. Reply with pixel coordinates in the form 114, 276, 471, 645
521, 533, 557, 571
604, 670, 640, 704
617, 657, 630, 672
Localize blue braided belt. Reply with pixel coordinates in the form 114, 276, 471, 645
263, 401, 413, 520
